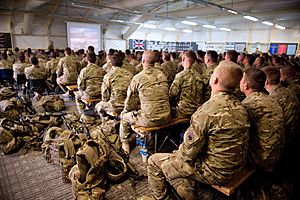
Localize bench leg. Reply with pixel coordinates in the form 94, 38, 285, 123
154, 132, 158, 153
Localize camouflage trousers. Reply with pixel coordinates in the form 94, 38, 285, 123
148, 153, 204, 200
119, 111, 169, 143
56, 76, 68, 93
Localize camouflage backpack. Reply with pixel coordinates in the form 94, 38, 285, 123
69, 139, 109, 200
0, 119, 23, 154
33, 95, 66, 112
0, 87, 17, 101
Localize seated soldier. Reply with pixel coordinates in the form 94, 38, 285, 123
12, 53, 29, 83
119, 50, 171, 154
75, 53, 106, 114
240, 68, 284, 173
56, 47, 81, 96
280, 64, 300, 101
95, 55, 133, 120
139, 60, 250, 200
24, 56, 47, 100
262, 66, 299, 147
45, 51, 59, 92
169, 50, 205, 118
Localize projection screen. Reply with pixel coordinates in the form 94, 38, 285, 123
66, 22, 101, 52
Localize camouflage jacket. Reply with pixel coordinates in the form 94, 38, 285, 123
288, 77, 300, 101
160, 61, 177, 87
46, 58, 59, 79
77, 63, 106, 98
24, 65, 47, 80
102, 67, 133, 110
242, 91, 284, 172
12, 62, 30, 80
202, 63, 218, 101
102, 61, 112, 74
0, 60, 12, 69
169, 68, 204, 118
123, 66, 171, 122
175, 92, 250, 184
269, 85, 299, 144
191, 62, 204, 75
56, 55, 80, 83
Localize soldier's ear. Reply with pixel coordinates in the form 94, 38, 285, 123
265, 79, 269, 85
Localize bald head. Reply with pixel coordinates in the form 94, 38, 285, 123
210, 60, 243, 92
142, 50, 157, 66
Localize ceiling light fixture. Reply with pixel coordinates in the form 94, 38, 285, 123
243, 15, 259, 21
220, 27, 231, 31
203, 24, 216, 29
181, 21, 197, 26
275, 24, 286, 30
228, 9, 238, 14
165, 27, 176, 31
262, 21, 274, 26
183, 29, 192, 33
143, 24, 157, 29
186, 16, 197, 19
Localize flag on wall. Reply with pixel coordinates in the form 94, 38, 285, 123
133, 39, 145, 50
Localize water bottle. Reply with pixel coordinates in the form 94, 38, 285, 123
140, 148, 148, 163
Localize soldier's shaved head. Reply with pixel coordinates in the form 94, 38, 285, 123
142, 50, 157, 66
211, 60, 243, 92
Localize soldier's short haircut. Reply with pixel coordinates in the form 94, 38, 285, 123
125, 49, 131, 55
163, 52, 170, 61
226, 50, 238, 62
143, 50, 157, 65
273, 55, 281, 64
88, 46, 94, 52
170, 52, 177, 59
280, 64, 296, 78
206, 50, 218, 63
215, 60, 243, 91
244, 68, 266, 91
245, 54, 256, 66
1, 52, 7, 60
15, 47, 19, 52
65, 47, 71, 55
18, 53, 25, 61
183, 50, 197, 62
87, 52, 96, 63
256, 56, 265, 66
262, 66, 280, 85
108, 49, 115, 55
111, 55, 123, 67
30, 56, 39, 65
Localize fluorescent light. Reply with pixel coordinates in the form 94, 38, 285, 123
186, 16, 197, 19
203, 24, 216, 29
143, 24, 157, 29
181, 21, 197, 26
275, 24, 285, 30
228, 10, 238, 14
165, 27, 176, 31
243, 15, 259, 21
111, 19, 125, 23
262, 21, 274, 26
183, 29, 192, 33
220, 27, 231, 31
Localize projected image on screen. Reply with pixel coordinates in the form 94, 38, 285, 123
66, 22, 101, 52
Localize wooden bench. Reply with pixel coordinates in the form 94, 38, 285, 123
211, 165, 256, 196
66, 84, 78, 100
132, 118, 190, 154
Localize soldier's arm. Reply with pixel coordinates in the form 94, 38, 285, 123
175, 111, 209, 163
77, 69, 86, 91
56, 59, 63, 77
169, 75, 181, 107
123, 78, 138, 113
101, 75, 110, 102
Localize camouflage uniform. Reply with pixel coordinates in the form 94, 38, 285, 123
169, 68, 204, 118
269, 85, 299, 145
12, 62, 30, 81
102, 61, 112, 74
147, 92, 250, 199
156, 61, 176, 88
191, 62, 204, 75
37, 55, 48, 68
75, 63, 106, 113
119, 67, 171, 143
135, 63, 143, 74
0, 60, 12, 69
287, 77, 300, 101
95, 67, 133, 116
24, 64, 47, 80
56, 55, 81, 93
81, 56, 102, 69
202, 63, 218, 102
122, 61, 136, 75
242, 91, 284, 172
45, 57, 59, 81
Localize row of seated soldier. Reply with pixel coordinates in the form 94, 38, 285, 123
1, 46, 300, 199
